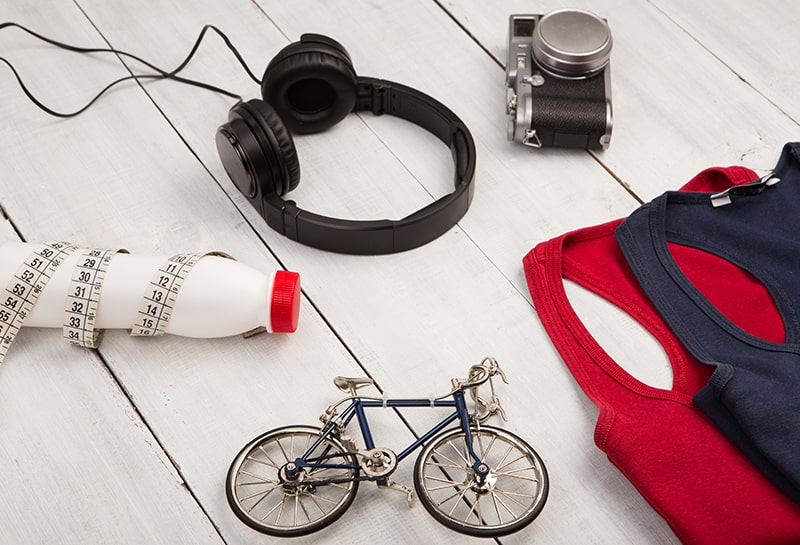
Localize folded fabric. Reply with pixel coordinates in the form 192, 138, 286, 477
524, 164, 800, 545
617, 143, 800, 505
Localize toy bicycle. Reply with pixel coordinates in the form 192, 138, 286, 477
226, 357, 549, 537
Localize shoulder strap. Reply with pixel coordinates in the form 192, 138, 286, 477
679, 165, 757, 192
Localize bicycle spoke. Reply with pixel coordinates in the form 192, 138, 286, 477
237, 469, 275, 482
257, 444, 281, 469
492, 444, 514, 472
239, 484, 280, 502
245, 454, 280, 469
494, 469, 541, 482
426, 481, 466, 492
426, 459, 466, 471
495, 488, 536, 508
237, 479, 277, 487
261, 496, 285, 523
474, 430, 497, 460
297, 493, 313, 526
491, 488, 518, 519
446, 438, 471, 466
435, 482, 465, 503
495, 451, 528, 473
431, 450, 464, 470
462, 493, 481, 524
426, 472, 463, 484
490, 486, 505, 525
276, 437, 291, 463
474, 491, 484, 524
305, 491, 340, 507
447, 485, 471, 517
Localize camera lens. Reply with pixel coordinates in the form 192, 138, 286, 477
533, 9, 612, 78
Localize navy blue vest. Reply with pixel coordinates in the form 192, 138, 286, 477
616, 143, 800, 504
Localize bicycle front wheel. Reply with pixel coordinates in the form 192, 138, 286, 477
226, 425, 359, 537
413, 425, 548, 537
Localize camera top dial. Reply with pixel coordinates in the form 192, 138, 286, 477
532, 9, 612, 78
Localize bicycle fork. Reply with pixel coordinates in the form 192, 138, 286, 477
453, 390, 491, 482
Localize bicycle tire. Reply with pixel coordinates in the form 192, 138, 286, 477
413, 425, 548, 537
226, 425, 359, 537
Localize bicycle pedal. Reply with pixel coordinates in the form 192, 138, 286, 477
378, 480, 414, 507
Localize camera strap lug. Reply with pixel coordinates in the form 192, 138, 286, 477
522, 129, 543, 148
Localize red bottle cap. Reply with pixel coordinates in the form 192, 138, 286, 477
269, 270, 301, 333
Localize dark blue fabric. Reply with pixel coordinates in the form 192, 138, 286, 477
616, 143, 800, 504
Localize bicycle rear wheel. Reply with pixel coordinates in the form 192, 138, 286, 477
413, 425, 548, 537
226, 425, 359, 537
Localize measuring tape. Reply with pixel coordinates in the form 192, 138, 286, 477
0, 241, 79, 365
130, 251, 232, 337
1, 243, 236, 364
62, 247, 128, 348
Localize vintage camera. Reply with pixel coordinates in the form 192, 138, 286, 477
505, 10, 613, 150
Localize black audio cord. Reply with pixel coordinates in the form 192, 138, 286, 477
0, 22, 262, 117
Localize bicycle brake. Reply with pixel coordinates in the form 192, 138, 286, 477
488, 395, 508, 422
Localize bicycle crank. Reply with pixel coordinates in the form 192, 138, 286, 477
359, 448, 398, 478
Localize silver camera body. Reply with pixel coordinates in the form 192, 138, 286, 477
506, 10, 613, 150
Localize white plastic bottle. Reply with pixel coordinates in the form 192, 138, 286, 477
0, 242, 301, 338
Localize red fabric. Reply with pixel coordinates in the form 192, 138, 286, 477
523, 166, 800, 545
668, 243, 785, 343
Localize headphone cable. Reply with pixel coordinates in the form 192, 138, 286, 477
0, 22, 262, 117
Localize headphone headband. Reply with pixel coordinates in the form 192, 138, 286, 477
262, 76, 476, 254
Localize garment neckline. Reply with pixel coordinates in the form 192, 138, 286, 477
644, 190, 800, 352
533, 225, 696, 405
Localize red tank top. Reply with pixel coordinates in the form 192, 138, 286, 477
523, 166, 800, 545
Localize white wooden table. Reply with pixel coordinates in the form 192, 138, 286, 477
1, 1, 797, 543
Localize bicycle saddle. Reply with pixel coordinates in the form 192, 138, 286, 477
333, 376, 374, 394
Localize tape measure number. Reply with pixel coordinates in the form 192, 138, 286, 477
131, 251, 231, 336
0, 241, 78, 365
63, 248, 127, 348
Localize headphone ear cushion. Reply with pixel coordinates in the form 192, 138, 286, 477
262, 35, 358, 134
237, 99, 301, 195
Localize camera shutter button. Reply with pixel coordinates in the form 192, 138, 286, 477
533, 9, 612, 78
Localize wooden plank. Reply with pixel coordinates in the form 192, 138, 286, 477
650, 0, 800, 125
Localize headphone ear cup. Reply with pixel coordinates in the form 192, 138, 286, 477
262, 34, 358, 134
238, 99, 301, 195
217, 99, 300, 201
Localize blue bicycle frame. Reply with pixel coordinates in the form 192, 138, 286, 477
283, 389, 488, 481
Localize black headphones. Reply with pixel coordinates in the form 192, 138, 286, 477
1, 24, 475, 255
214, 34, 476, 255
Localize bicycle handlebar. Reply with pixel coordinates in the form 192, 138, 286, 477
447, 357, 509, 422
451, 357, 507, 392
